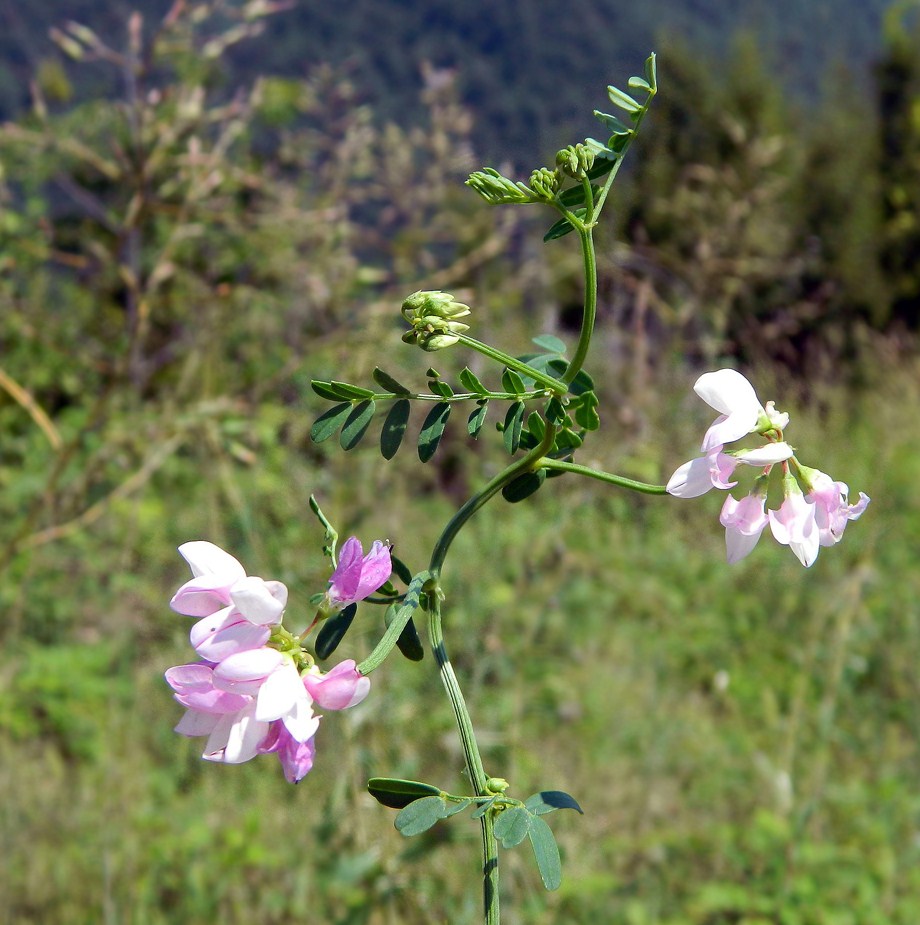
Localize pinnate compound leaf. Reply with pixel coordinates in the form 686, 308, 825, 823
368, 778, 441, 809
311, 380, 343, 401
494, 806, 533, 848
418, 402, 451, 462
524, 791, 585, 816
501, 368, 526, 394
531, 334, 566, 355
545, 395, 567, 425
340, 400, 377, 450
311, 402, 352, 443
557, 183, 602, 207
314, 380, 376, 400
459, 367, 488, 395
528, 815, 563, 890
471, 796, 498, 820
373, 367, 411, 394
397, 617, 425, 661
503, 401, 525, 454
573, 391, 600, 431
395, 795, 451, 836
544, 208, 587, 243
315, 603, 357, 659
645, 53, 658, 91
546, 359, 595, 395
593, 110, 632, 136
441, 798, 472, 818
607, 84, 641, 114
526, 411, 546, 441
389, 553, 413, 586
502, 469, 546, 503
468, 400, 488, 438
380, 399, 410, 460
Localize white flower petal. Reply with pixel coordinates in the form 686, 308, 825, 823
735, 442, 794, 467
213, 702, 269, 764
282, 697, 321, 743
255, 663, 304, 722
230, 576, 287, 625
724, 527, 763, 564
694, 369, 761, 416
666, 456, 714, 498
178, 541, 246, 580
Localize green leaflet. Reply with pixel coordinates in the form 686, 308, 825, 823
418, 402, 451, 462
380, 399, 410, 459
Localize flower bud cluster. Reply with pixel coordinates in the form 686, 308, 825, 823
165, 539, 389, 782
465, 167, 534, 205
528, 166, 561, 201
667, 369, 869, 567
401, 290, 471, 352
555, 143, 596, 180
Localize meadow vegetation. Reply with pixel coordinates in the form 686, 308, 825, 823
1, 4, 918, 923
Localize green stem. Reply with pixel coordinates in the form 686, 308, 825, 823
560, 226, 597, 385
424, 425, 557, 924
357, 571, 430, 675
427, 595, 499, 924
430, 425, 557, 574
455, 333, 566, 396
369, 389, 548, 404
538, 457, 668, 494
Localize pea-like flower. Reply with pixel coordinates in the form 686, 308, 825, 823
170, 541, 288, 662
719, 482, 770, 564
668, 369, 869, 567
165, 657, 370, 782
327, 536, 392, 608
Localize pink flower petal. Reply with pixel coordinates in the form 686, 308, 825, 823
351, 541, 392, 601
328, 536, 363, 603
165, 662, 250, 713
305, 659, 371, 710
190, 608, 271, 662
213, 648, 283, 696
175, 708, 221, 737
170, 573, 237, 616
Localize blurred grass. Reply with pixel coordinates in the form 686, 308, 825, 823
1, 347, 916, 924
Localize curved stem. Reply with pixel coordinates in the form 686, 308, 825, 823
455, 333, 566, 396
430, 424, 558, 575
538, 457, 668, 494
560, 226, 597, 386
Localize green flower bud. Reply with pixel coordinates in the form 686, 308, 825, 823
401, 291, 471, 351
555, 143, 596, 180
529, 166, 561, 201
401, 290, 471, 323
485, 777, 510, 794
466, 167, 534, 205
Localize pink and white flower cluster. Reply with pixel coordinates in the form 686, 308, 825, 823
667, 369, 869, 567
165, 538, 390, 782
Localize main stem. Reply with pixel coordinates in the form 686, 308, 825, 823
561, 226, 596, 386
427, 596, 499, 923
427, 427, 556, 925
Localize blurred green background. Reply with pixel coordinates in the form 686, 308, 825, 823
1, 2, 918, 923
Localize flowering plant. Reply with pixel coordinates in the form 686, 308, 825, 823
164, 55, 869, 924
